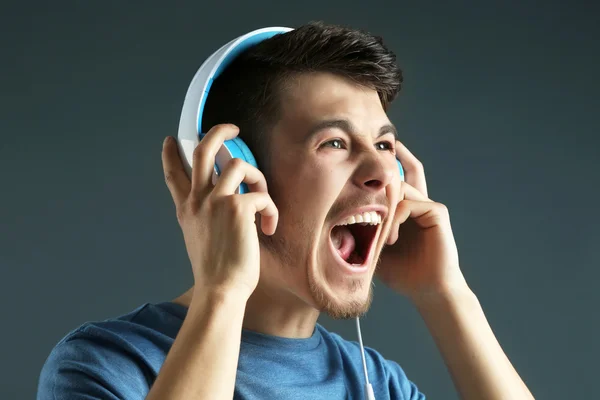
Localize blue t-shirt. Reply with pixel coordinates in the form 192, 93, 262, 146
37, 302, 425, 399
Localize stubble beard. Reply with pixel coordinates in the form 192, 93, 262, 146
259, 224, 377, 321
308, 273, 375, 320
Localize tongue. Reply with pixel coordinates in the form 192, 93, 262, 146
331, 226, 356, 261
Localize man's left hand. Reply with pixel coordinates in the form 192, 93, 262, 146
377, 140, 469, 302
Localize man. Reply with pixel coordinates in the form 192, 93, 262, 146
37, 22, 534, 399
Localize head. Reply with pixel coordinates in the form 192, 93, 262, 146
202, 21, 403, 319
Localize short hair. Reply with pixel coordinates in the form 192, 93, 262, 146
201, 21, 403, 174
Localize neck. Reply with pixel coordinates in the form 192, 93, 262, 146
172, 281, 320, 339
243, 281, 320, 338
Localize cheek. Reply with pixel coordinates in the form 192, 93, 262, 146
281, 162, 341, 207
306, 163, 346, 195
269, 152, 346, 235
299, 172, 343, 229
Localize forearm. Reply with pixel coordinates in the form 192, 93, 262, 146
146, 290, 247, 400
413, 287, 534, 400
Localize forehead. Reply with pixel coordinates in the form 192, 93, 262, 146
276, 72, 391, 138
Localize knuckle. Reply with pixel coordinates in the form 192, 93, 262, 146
396, 200, 408, 212
175, 206, 187, 224
226, 157, 247, 174
436, 202, 448, 214
188, 197, 203, 213
164, 170, 175, 186
193, 147, 211, 170
229, 157, 245, 168
193, 141, 206, 159
258, 169, 267, 181
223, 195, 246, 217
222, 194, 241, 210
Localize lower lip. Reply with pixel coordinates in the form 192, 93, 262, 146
327, 234, 374, 276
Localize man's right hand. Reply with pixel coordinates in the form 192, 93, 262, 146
161, 124, 279, 301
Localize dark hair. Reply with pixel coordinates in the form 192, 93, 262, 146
202, 21, 403, 173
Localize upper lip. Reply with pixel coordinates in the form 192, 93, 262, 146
331, 205, 388, 227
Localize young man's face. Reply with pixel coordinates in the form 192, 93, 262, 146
258, 72, 402, 319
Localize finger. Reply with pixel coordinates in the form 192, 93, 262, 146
386, 197, 444, 245
386, 181, 432, 244
398, 199, 447, 230
191, 124, 240, 195
212, 157, 268, 196
235, 192, 279, 235
395, 140, 428, 198
400, 181, 433, 202
162, 136, 190, 206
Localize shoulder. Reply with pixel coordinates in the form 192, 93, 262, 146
316, 324, 426, 400
37, 302, 182, 399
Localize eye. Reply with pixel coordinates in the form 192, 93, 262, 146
375, 141, 394, 151
321, 139, 346, 149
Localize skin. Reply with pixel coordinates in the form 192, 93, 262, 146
168, 71, 535, 399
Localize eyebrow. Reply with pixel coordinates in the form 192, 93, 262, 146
304, 119, 398, 143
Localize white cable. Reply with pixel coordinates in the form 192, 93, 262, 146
356, 317, 376, 400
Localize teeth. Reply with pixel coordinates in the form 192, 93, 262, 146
363, 212, 372, 223
337, 211, 382, 226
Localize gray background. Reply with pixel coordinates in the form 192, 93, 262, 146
2, 1, 598, 399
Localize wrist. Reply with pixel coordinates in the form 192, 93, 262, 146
190, 285, 249, 312
410, 283, 477, 310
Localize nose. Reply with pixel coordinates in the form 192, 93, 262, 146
352, 150, 395, 192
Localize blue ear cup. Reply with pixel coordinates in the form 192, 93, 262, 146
397, 159, 405, 181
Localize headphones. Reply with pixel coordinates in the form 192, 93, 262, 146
176, 26, 404, 194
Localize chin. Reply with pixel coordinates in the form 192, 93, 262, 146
303, 227, 386, 319
307, 264, 375, 320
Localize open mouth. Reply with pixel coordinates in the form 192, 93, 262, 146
330, 212, 381, 266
